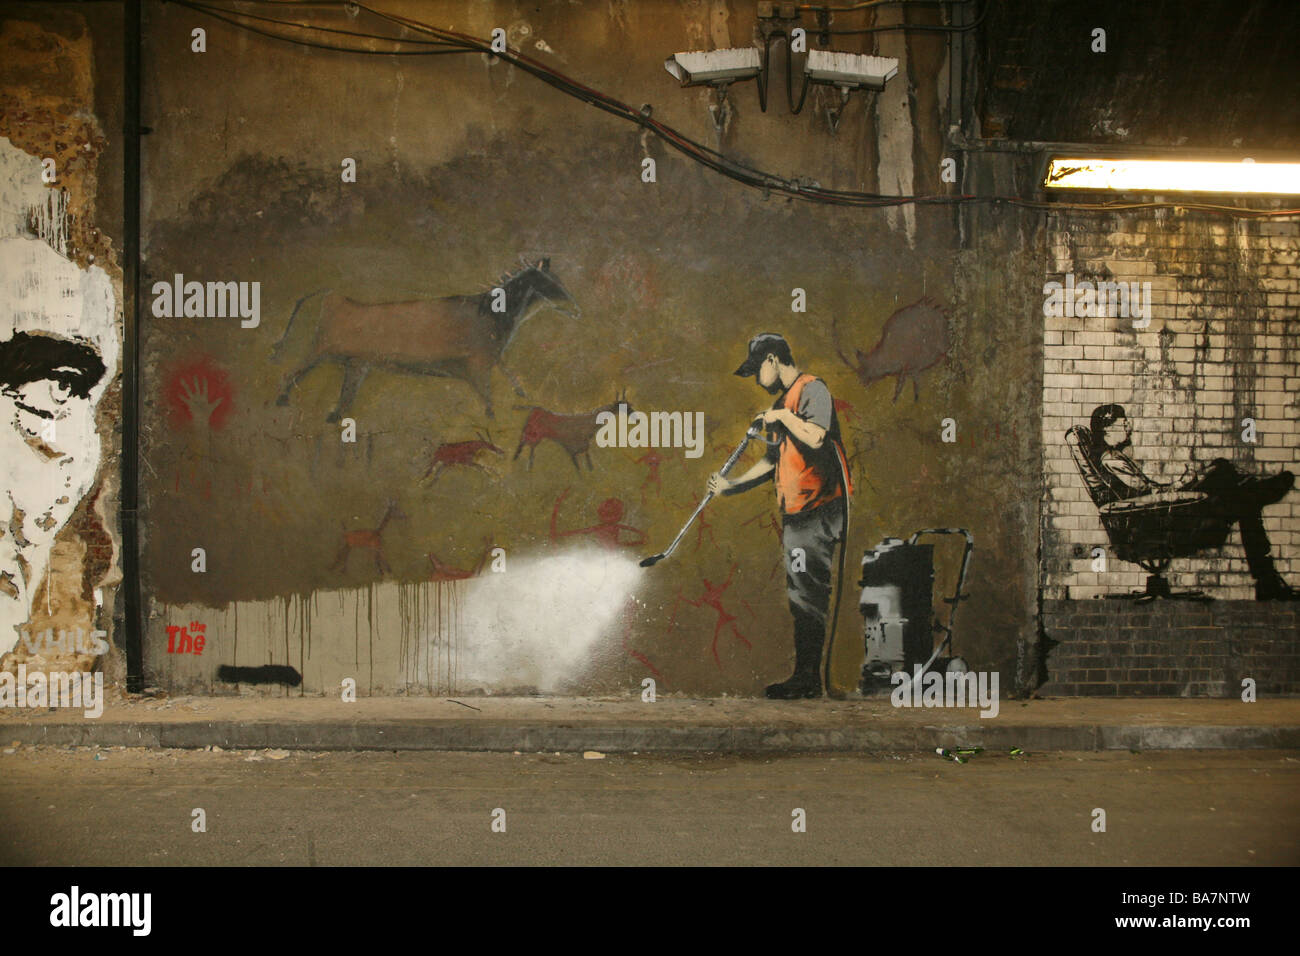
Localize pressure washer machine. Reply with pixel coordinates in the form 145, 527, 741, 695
858, 528, 973, 695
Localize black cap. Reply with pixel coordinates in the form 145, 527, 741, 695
733, 332, 788, 377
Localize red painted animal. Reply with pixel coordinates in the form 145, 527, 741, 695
331, 501, 407, 576
833, 297, 951, 402
428, 536, 494, 582
513, 392, 629, 473
421, 432, 503, 482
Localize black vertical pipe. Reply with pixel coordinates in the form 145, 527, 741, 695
122, 0, 143, 692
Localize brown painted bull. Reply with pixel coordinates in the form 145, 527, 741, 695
272, 258, 578, 421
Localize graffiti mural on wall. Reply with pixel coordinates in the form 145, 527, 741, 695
668, 565, 752, 669
833, 297, 950, 403
165, 356, 233, 430
428, 537, 494, 582
1067, 403, 1299, 601
549, 488, 645, 550
420, 432, 504, 483
165, 621, 207, 655
330, 501, 408, 576
638, 332, 855, 697
272, 259, 579, 420
164, 355, 233, 499
0, 236, 118, 656
514, 393, 629, 472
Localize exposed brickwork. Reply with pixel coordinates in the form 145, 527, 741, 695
1041, 210, 1300, 600
1041, 599, 1300, 696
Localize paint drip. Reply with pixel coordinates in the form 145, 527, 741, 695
457, 547, 642, 693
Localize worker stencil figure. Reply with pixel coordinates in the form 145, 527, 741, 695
708, 334, 853, 698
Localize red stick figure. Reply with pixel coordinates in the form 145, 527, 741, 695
668, 564, 752, 668
743, 508, 782, 542
621, 595, 663, 680
634, 450, 664, 503
688, 493, 719, 552
549, 488, 646, 550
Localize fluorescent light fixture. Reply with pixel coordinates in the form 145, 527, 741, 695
1044, 158, 1300, 194
664, 48, 762, 86
803, 50, 899, 91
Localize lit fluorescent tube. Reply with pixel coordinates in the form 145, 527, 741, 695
1044, 158, 1300, 194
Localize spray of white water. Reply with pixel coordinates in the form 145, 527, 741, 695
456, 547, 643, 693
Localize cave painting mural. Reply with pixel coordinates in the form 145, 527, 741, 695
668, 564, 752, 669
634, 450, 664, 503
420, 432, 504, 483
164, 355, 234, 498
164, 356, 234, 430
428, 537, 495, 581
1067, 404, 1299, 601
272, 258, 579, 420
330, 501, 408, 577
513, 392, 628, 473
833, 297, 950, 403
0, 236, 118, 657
549, 488, 645, 550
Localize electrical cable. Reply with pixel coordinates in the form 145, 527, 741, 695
797, 0, 975, 10
823, 5, 988, 34
169, 0, 1300, 218
174, 1, 467, 55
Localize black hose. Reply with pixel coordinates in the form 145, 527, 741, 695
822, 442, 852, 696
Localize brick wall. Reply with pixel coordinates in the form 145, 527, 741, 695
1040, 600, 1300, 697
1041, 210, 1300, 600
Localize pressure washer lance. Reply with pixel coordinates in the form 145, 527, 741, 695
639, 425, 770, 568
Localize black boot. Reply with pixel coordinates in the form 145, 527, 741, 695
765, 608, 825, 699
1238, 509, 1300, 600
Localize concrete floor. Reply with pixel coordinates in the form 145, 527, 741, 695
1, 747, 1296, 866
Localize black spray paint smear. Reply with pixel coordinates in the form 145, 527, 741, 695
216, 664, 302, 686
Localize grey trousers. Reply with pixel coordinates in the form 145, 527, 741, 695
781, 500, 845, 626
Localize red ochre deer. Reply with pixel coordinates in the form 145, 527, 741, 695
420, 432, 504, 482
273, 259, 579, 421
513, 392, 629, 474
832, 297, 951, 403
330, 501, 407, 576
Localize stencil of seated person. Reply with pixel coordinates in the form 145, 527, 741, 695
1089, 403, 1297, 601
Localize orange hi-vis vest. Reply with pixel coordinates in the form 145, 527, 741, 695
774, 373, 853, 515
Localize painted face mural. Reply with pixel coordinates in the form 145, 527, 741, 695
0, 237, 118, 654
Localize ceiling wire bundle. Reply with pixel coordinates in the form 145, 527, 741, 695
169, 0, 1300, 219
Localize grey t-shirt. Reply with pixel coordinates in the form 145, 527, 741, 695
765, 378, 833, 462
